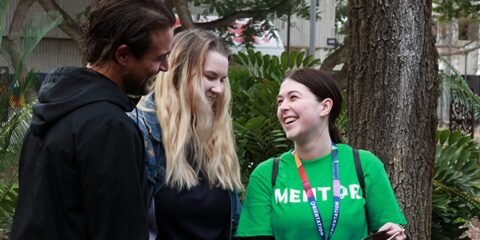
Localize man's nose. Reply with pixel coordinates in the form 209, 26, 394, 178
158, 59, 169, 72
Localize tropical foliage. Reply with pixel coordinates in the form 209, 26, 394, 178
229, 49, 321, 182
432, 130, 480, 239
0, 0, 62, 233
433, 58, 480, 239
438, 57, 480, 119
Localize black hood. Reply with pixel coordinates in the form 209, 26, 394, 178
31, 67, 134, 137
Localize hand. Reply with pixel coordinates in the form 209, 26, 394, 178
378, 222, 406, 240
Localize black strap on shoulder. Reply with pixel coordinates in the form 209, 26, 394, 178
353, 148, 371, 232
353, 149, 366, 198
272, 157, 280, 187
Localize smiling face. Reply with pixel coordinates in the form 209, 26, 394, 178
202, 51, 229, 106
276, 78, 332, 142
123, 27, 174, 95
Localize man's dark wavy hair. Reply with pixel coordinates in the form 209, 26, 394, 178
81, 0, 175, 66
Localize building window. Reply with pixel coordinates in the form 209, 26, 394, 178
458, 20, 479, 41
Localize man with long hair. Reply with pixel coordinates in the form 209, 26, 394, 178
11, 1, 175, 239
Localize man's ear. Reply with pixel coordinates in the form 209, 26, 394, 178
319, 98, 333, 117
115, 44, 130, 66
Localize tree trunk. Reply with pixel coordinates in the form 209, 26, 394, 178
37, 0, 82, 42
347, 0, 438, 239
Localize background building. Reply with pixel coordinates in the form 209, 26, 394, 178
1, 0, 87, 73
1, 0, 338, 73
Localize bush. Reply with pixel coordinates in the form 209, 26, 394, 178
229, 49, 320, 183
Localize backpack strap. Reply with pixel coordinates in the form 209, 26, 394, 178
353, 149, 366, 198
353, 148, 370, 232
272, 156, 280, 187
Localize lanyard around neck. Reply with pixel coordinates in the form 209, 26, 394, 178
293, 143, 340, 240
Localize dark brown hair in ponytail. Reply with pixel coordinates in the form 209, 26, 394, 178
285, 68, 343, 143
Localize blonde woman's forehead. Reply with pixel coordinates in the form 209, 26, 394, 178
203, 51, 229, 77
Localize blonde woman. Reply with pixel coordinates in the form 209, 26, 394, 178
130, 29, 243, 240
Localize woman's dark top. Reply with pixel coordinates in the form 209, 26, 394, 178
155, 173, 231, 240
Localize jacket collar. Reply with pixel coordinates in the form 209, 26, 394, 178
140, 93, 163, 143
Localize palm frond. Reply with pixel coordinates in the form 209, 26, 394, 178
438, 57, 480, 118
434, 180, 480, 210
433, 129, 480, 238
0, 104, 32, 161
14, 11, 63, 75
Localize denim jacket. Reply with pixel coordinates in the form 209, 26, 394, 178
128, 93, 241, 239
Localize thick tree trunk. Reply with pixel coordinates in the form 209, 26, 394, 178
347, 0, 438, 239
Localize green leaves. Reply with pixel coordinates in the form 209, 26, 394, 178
230, 50, 321, 183
0, 182, 18, 230
0, 6, 62, 232
433, 0, 480, 22
432, 129, 480, 239
436, 60, 480, 238
438, 57, 480, 119
233, 49, 321, 83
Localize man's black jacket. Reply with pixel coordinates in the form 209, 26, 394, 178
11, 67, 148, 240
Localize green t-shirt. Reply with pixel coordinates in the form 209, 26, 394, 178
236, 144, 407, 240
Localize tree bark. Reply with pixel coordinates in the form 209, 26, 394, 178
174, 0, 195, 30
347, 0, 438, 238
90, 0, 100, 7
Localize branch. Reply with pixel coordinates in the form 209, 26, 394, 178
436, 40, 477, 49
439, 44, 480, 56
90, 0, 100, 7
332, 64, 348, 89
320, 44, 348, 72
7, 0, 35, 37
174, 0, 195, 30
320, 44, 349, 89
37, 0, 82, 42
193, 0, 290, 30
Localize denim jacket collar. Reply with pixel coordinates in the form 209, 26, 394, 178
140, 93, 163, 143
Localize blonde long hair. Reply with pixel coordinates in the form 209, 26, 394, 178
153, 29, 242, 191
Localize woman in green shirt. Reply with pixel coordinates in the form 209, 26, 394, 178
236, 68, 407, 240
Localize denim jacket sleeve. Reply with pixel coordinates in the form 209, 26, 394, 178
229, 191, 241, 239
127, 94, 166, 208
